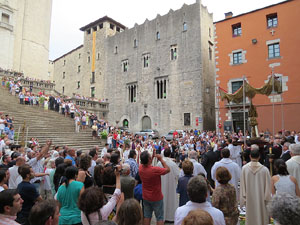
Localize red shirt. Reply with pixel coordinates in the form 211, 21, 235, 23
139, 164, 168, 201
113, 133, 118, 140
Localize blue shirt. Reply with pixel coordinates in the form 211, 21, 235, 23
65, 155, 76, 166
125, 158, 139, 178
177, 175, 193, 206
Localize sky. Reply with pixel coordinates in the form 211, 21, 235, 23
49, 0, 284, 60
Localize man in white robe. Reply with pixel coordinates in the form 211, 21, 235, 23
228, 138, 242, 167
211, 148, 241, 198
240, 148, 271, 225
179, 150, 207, 177
286, 144, 300, 185
158, 148, 180, 222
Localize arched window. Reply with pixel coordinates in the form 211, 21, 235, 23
123, 119, 129, 128
183, 22, 187, 31
156, 31, 160, 40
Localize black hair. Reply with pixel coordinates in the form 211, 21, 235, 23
0, 169, 7, 183
140, 151, 150, 165
0, 189, 18, 213
89, 149, 97, 158
250, 149, 260, 159
164, 148, 171, 157
221, 148, 230, 158
274, 159, 289, 176
55, 157, 64, 167
65, 166, 78, 187
129, 150, 136, 159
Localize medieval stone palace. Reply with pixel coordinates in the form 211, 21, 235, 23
51, 0, 216, 133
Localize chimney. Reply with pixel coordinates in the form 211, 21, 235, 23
225, 12, 233, 19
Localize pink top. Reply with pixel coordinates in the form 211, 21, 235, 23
0, 214, 20, 225
81, 188, 121, 225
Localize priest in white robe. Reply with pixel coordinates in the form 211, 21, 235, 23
228, 139, 242, 167
286, 144, 300, 185
211, 148, 241, 198
240, 148, 271, 225
158, 148, 180, 222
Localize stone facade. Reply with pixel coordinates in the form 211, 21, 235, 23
0, 0, 52, 79
52, 0, 215, 134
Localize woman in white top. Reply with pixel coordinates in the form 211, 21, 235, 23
271, 159, 300, 196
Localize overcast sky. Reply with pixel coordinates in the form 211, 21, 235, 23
49, 0, 284, 60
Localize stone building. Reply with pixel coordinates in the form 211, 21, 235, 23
0, 0, 53, 79
52, 0, 215, 134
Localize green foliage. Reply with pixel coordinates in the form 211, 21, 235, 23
100, 130, 108, 139
6, 81, 10, 88
124, 139, 130, 146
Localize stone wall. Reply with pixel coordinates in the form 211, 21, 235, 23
52, 0, 216, 134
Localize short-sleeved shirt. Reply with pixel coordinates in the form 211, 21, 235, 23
17, 181, 39, 218
139, 164, 168, 201
57, 181, 84, 225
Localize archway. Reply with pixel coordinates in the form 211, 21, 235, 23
142, 116, 151, 130
123, 119, 129, 128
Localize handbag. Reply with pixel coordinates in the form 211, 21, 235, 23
134, 183, 143, 201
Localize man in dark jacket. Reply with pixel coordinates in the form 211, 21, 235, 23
201, 146, 218, 188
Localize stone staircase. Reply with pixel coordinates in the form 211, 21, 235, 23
0, 85, 104, 151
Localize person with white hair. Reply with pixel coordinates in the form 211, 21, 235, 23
180, 150, 206, 177
120, 163, 135, 200
268, 192, 300, 225
280, 142, 291, 161
286, 144, 300, 185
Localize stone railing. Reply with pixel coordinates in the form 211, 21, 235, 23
20, 79, 55, 94
66, 97, 109, 119
0, 70, 23, 78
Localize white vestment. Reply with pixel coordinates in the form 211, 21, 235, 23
286, 155, 300, 186
240, 161, 271, 225
211, 158, 241, 198
228, 144, 242, 167
158, 157, 180, 221
179, 159, 207, 177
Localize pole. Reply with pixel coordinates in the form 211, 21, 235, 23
281, 93, 284, 132
16, 126, 21, 145
243, 75, 246, 147
216, 86, 220, 138
272, 68, 275, 137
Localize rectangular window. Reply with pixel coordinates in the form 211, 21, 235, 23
87, 29, 91, 35
233, 52, 242, 64
268, 43, 280, 58
170, 45, 177, 60
122, 60, 128, 72
1, 13, 9, 24
78, 65, 81, 73
143, 54, 149, 68
116, 27, 120, 32
91, 87, 95, 98
93, 26, 97, 32
267, 13, 278, 28
209, 47, 212, 60
232, 23, 242, 37
231, 81, 243, 93
134, 39, 138, 48
91, 72, 95, 84
62, 72, 65, 79
79, 53, 81, 59
99, 23, 103, 29
110, 23, 115, 30
63, 60, 66, 66
62, 86, 64, 94
184, 113, 191, 126
128, 84, 137, 103
77, 81, 80, 89
87, 56, 91, 63
156, 79, 167, 99
97, 53, 100, 60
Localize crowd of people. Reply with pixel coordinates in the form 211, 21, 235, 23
1, 76, 111, 137
0, 127, 299, 225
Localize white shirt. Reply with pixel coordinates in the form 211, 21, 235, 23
179, 159, 207, 177
211, 158, 241, 192
101, 147, 108, 158
174, 201, 225, 225
28, 157, 44, 183
8, 165, 22, 189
